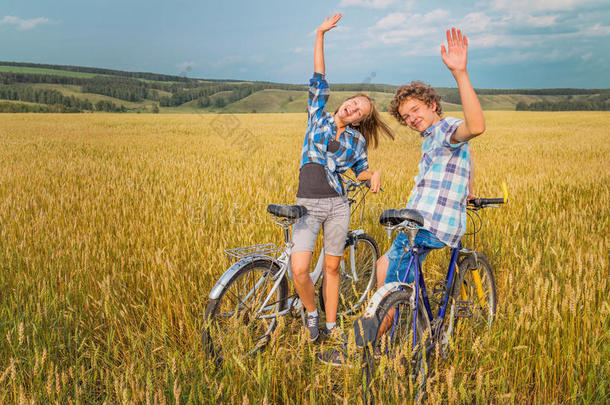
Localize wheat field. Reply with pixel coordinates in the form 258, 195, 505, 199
0, 111, 608, 404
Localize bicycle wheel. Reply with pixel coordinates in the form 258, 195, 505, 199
453, 252, 497, 340
361, 289, 431, 403
319, 233, 379, 316
202, 258, 288, 361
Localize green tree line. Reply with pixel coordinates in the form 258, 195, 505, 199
516, 92, 610, 111
0, 84, 126, 112
516, 100, 610, 111
82, 77, 149, 102
2, 64, 609, 111
0, 101, 79, 113
161, 82, 305, 107
0, 61, 192, 82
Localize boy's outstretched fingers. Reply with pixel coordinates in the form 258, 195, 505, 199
441, 27, 468, 72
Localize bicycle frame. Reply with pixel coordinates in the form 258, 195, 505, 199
392, 242, 464, 348
209, 178, 375, 324
214, 228, 366, 320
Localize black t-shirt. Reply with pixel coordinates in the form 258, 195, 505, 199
296, 139, 341, 198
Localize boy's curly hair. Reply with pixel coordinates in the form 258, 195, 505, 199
389, 81, 442, 125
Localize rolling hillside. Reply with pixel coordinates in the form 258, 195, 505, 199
0, 62, 607, 113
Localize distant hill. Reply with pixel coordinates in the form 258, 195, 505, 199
0, 61, 607, 113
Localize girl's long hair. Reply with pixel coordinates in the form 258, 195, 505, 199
335, 94, 394, 149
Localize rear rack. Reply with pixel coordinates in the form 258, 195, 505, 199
224, 243, 282, 260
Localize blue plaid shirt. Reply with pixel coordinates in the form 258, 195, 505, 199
406, 117, 470, 247
299, 73, 369, 196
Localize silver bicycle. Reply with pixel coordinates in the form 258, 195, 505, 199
202, 178, 380, 361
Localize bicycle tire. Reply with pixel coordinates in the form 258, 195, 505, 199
361, 289, 432, 403
318, 233, 379, 316
453, 252, 497, 340
202, 258, 288, 361
437, 263, 462, 360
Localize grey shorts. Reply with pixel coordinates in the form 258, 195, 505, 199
292, 197, 349, 257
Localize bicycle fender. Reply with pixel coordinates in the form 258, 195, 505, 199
362, 282, 415, 318
208, 255, 281, 300
353, 282, 415, 347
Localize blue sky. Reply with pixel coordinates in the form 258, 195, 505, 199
1, 0, 609, 88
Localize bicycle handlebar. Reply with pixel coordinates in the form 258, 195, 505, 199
468, 182, 509, 209
344, 179, 384, 193
468, 197, 505, 208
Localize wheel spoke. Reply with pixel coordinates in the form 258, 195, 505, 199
363, 290, 429, 401
204, 260, 287, 360
336, 235, 378, 315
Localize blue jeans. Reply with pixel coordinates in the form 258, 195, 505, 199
384, 229, 446, 284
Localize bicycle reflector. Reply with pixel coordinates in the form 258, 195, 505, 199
502, 181, 509, 203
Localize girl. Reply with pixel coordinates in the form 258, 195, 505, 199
291, 13, 394, 344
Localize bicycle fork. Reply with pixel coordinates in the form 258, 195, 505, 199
458, 249, 487, 309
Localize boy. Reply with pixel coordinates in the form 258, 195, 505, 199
377, 27, 485, 289
319, 27, 484, 367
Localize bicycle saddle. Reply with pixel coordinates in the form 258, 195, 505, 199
266, 204, 308, 220
379, 209, 424, 227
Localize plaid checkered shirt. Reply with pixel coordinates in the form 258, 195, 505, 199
406, 117, 471, 247
300, 72, 369, 196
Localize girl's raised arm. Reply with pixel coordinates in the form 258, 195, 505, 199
314, 14, 341, 75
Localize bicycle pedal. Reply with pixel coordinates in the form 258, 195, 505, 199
430, 318, 443, 335
433, 282, 447, 295
287, 297, 304, 318
430, 282, 447, 306
456, 300, 473, 318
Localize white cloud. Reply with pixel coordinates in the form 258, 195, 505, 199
374, 13, 406, 29
490, 0, 576, 12
581, 52, 593, 61
339, 0, 396, 9
468, 32, 532, 48
331, 0, 609, 70
582, 23, 610, 37
482, 47, 578, 64
1, 15, 50, 31
522, 14, 559, 27
367, 9, 450, 47
421, 9, 449, 23
461, 12, 497, 33
293, 47, 304, 54
377, 26, 436, 44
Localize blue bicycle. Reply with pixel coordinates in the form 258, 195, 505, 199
355, 187, 507, 402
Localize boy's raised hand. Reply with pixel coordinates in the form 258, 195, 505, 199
441, 27, 468, 73
317, 13, 342, 34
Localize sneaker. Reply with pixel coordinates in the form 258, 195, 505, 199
305, 313, 320, 343
317, 347, 354, 367
321, 326, 347, 347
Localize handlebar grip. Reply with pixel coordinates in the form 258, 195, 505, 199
470, 197, 504, 208
364, 179, 371, 189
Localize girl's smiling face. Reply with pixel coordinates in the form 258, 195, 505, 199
335, 96, 372, 126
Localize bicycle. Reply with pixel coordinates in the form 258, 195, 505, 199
202, 177, 380, 361
355, 184, 508, 403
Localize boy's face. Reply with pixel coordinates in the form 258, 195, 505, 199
398, 97, 440, 132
